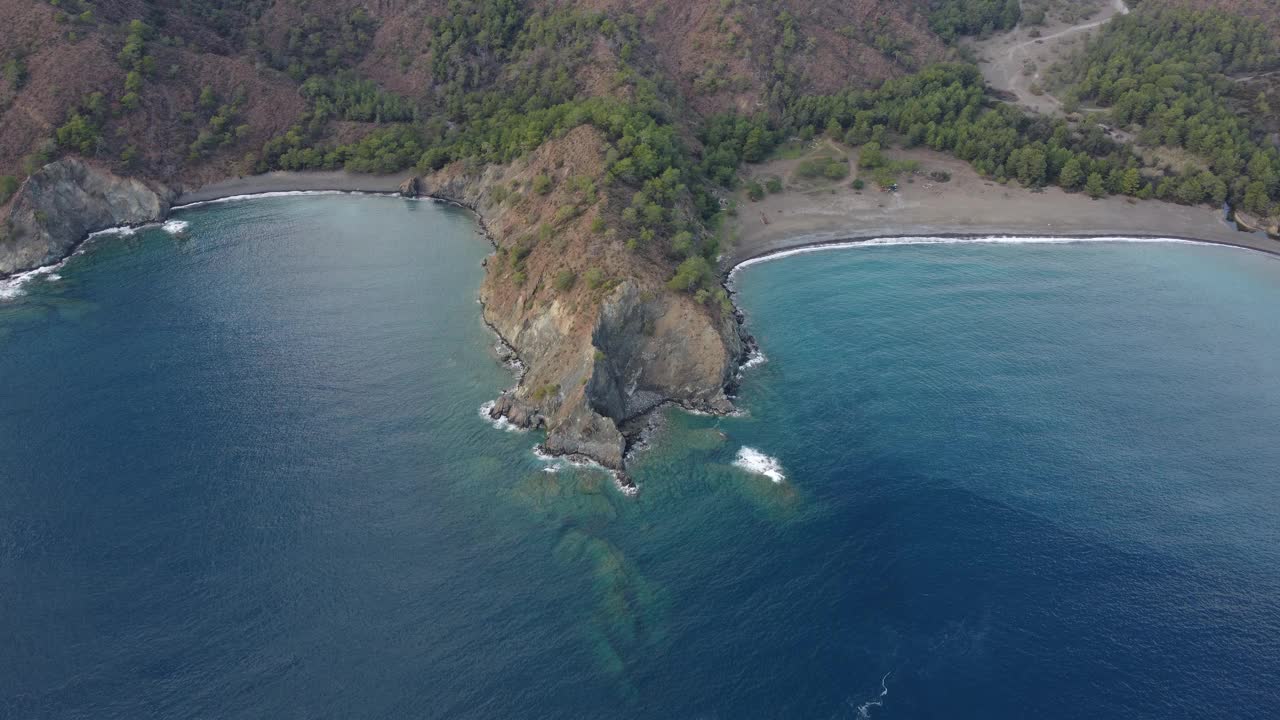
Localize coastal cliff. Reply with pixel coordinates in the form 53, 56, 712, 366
1, 159, 172, 276
416, 127, 745, 478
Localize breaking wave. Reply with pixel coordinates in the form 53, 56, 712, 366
0, 262, 63, 300
741, 348, 767, 370
1, 224, 145, 300
733, 446, 786, 483
477, 401, 527, 433
161, 220, 190, 235
87, 225, 136, 239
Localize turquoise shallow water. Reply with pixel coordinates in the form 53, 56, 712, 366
2, 196, 1279, 718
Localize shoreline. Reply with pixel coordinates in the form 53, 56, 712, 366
12, 166, 1278, 284
727, 144, 1280, 271
172, 170, 409, 205
9, 169, 1280, 497
725, 231, 1280, 276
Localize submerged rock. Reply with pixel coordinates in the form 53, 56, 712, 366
1, 158, 172, 276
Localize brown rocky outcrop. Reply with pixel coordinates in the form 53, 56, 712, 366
1, 158, 172, 276
414, 127, 745, 474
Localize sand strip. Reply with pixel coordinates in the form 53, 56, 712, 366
728, 146, 1280, 267
174, 170, 409, 205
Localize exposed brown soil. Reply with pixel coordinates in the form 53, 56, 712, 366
971, 0, 1127, 117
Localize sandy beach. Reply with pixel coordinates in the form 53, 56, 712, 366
727, 142, 1280, 267
174, 170, 410, 205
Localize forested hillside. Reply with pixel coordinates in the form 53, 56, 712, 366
1047, 5, 1280, 216
0, 0, 947, 189
3, 0, 1279, 234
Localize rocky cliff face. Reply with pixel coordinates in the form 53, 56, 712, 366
1, 158, 172, 275
417, 127, 744, 479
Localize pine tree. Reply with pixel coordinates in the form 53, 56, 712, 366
1085, 172, 1106, 199
1120, 168, 1142, 196
1059, 157, 1084, 191
1243, 181, 1271, 216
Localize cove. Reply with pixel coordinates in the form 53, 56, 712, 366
2, 195, 1279, 719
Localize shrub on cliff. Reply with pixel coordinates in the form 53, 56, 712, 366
667, 256, 715, 293
554, 270, 576, 291
0, 176, 18, 204
55, 114, 101, 154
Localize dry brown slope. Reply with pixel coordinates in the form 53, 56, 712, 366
0, 0, 306, 182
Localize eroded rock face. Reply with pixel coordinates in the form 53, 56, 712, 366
589, 282, 741, 422
418, 128, 745, 472
1, 158, 172, 275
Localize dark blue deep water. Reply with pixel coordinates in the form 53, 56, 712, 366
2, 196, 1279, 719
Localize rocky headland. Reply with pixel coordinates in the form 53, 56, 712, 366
1, 158, 173, 276
413, 127, 746, 482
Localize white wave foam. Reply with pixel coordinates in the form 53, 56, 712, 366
733, 446, 786, 483
478, 401, 528, 433
1, 223, 146, 300
87, 225, 136, 239
161, 219, 190, 235
0, 258, 71, 301
729, 235, 1214, 278
855, 672, 891, 718
741, 349, 767, 370
533, 445, 602, 471
532, 446, 639, 496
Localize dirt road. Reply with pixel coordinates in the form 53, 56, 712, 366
975, 0, 1128, 115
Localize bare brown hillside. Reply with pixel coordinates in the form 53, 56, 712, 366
0, 0, 945, 184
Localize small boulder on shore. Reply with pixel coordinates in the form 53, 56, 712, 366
398, 176, 420, 198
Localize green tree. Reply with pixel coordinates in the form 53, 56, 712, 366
859, 142, 885, 169
55, 113, 100, 154
742, 127, 768, 163
1059, 158, 1084, 190
198, 85, 218, 112
1242, 181, 1271, 216
667, 256, 714, 292
1085, 172, 1106, 199
1120, 167, 1142, 196
1175, 175, 1204, 205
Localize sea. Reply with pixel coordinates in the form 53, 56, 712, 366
1, 194, 1278, 719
